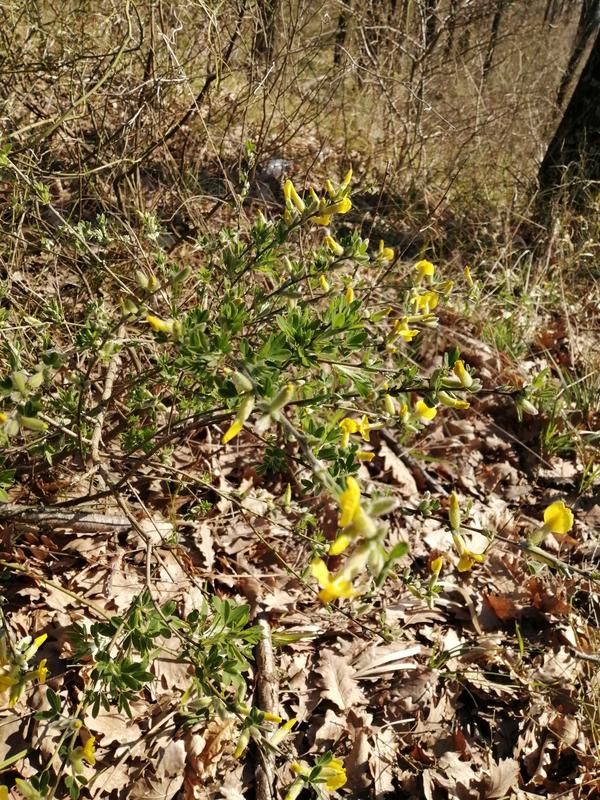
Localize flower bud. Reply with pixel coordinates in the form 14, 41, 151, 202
135, 270, 149, 289
369, 496, 399, 517
269, 384, 294, 414
449, 492, 461, 531
324, 235, 344, 257
231, 371, 254, 393
437, 390, 470, 409
28, 371, 44, 390
11, 372, 28, 395
521, 399, 539, 416
20, 416, 48, 432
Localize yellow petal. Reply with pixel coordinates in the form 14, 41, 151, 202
453, 360, 473, 389
543, 500, 574, 535
415, 399, 437, 421
340, 417, 359, 433
415, 259, 435, 277
457, 553, 474, 572
358, 415, 371, 442
310, 558, 331, 587
36, 659, 48, 684
430, 556, 444, 575
356, 451, 374, 462
322, 758, 347, 791
222, 419, 243, 444
324, 235, 344, 256
338, 476, 361, 527
82, 735, 96, 766
329, 534, 351, 555
330, 197, 352, 214
311, 213, 332, 226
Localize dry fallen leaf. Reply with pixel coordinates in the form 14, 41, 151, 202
318, 650, 367, 711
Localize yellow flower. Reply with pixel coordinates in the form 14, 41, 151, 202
0, 786, 8, 800
543, 500, 574, 535
222, 420, 243, 444
457, 550, 486, 572
329, 533, 352, 555
69, 735, 96, 774
340, 168, 353, 190
338, 475, 361, 527
324, 235, 344, 257
320, 274, 330, 292
452, 532, 486, 572
430, 555, 444, 576
82, 736, 96, 766
283, 180, 305, 213
356, 451, 374, 462
0, 412, 7, 425
269, 717, 297, 747
437, 390, 470, 409
311, 213, 332, 226
146, 314, 174, 335
392, 318, 419, 342
358, 414, 371, 442
28, 658, 48, 685
464, 265, 474, 288
311, 558, 357, 603
411, 291, 438, 312
330, 197, 352, 214
320, 757, 347, 791
0, 669, 19, 692
415, 399, 437, 422
222, 396, 255, 445
344, 285, 355, 303
339, 417, 359, 448
377, 240, 395, 261
415, 259, 435, 278
453, 360, 473, 389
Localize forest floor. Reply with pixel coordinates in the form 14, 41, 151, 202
1, 154, 600, 800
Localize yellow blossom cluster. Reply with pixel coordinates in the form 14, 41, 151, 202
283, 170, 353, 227
0, 633, 48, 709
284, 756, 347, 800
311, 477, 398, 602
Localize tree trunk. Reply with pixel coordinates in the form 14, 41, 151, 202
538, 29, 600, 200
482, 0, 509, 80
334, 0, 351, 66
556, 0, 600, 106
254, 0, 279, 61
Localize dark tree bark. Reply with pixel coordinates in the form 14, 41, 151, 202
254, 0, 279, 60
445, 0, 460, 53
334, 0, 351, 66
556, 0, 600, 106
482, 0, 509, 80
424, 0, 440, 53
539, 29, 600, 199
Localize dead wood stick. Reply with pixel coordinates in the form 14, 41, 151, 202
0, 505, 133, 532
253, 613, 278, 800
90, 325, 126, 468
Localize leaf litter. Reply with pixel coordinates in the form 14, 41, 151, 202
1, 336, 599, 800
